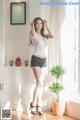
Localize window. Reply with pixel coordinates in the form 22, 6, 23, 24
60, 1, 80, 100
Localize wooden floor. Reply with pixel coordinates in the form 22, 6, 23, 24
11, 110, 80, 120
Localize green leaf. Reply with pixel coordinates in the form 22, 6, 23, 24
49, 65, 65, 79
49, 82, 64, 94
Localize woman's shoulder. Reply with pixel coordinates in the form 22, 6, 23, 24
29, 32, 37, 40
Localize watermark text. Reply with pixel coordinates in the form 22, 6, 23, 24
41, 1, 80, 6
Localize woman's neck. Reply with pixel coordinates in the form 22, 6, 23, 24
36, 30, 41, 34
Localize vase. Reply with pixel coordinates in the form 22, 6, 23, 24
15, 61, 21, 66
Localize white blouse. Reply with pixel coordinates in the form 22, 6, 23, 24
30, 33, 48, 56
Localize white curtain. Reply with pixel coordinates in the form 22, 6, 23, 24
49, 1, 68, 67
50, 1, 77, 100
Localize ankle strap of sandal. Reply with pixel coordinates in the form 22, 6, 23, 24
37, 106, 41, 107
30, 102, 36, 108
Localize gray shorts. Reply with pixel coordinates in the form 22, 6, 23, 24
31, 55, 47, 68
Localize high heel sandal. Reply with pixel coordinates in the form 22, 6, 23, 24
37, 106, 43, 116
30, 102, 37, 115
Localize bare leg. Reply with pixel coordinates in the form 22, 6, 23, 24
31, 67, 43, 106
37, 68, 46, 106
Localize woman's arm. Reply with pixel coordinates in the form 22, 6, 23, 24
30, 22, 36, 37
44, 20, 54, 39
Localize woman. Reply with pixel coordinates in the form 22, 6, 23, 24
29, 17, 53, 115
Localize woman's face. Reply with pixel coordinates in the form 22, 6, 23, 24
35, 19, 43, 32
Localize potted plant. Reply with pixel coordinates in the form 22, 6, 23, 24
9, 60, 14, 66
15, 57, 21, 66
24, 60, 29, 66
49, 65, 65, 116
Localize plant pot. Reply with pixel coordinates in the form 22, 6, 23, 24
24, 60, 28, 67
52, 101, 65, 116
15, 61, 21, 66
24, 63, 28, 66
9, 60, 14, 66
9, 63, 13, 66
24, 64, 28, 66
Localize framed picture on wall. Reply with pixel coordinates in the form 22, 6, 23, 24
10, 2, 26, 25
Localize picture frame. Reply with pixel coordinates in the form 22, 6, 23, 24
10, 2, 26, 25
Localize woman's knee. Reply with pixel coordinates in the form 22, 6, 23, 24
37, 82, 43, 87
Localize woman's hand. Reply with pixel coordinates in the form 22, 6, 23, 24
31, 22, 35, 28
44, 20, 53, 39
44, 20, 48, 27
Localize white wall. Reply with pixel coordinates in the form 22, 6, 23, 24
0, 67, 34, 110
30, 0, 41, 21
3, 0, 30, 65
0, 1, 3, 65
0, 0, 54, 111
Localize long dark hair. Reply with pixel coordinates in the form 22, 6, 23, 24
29, 17, 48, 45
